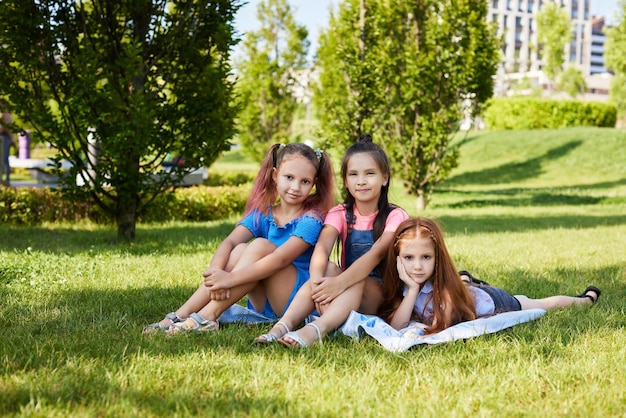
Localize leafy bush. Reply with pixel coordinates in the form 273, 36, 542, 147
140, 185, 250, 222
0, 184, 251, 225
203, 171, 255, 187
483, 98, 617, 130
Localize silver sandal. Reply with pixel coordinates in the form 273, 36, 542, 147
279, 322, 322, 348
143, 312, 185, 334
254, 322, 290, 344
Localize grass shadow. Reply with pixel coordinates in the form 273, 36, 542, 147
436, 212, 626, 235
447, 140, 583, 186
0, 220, 238, 256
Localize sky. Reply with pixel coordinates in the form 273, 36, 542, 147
234, 0, 620, 57
233, 0, 335, 60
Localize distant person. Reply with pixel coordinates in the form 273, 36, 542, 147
379, 217, 601, 332
1, 109, 15, 185
144, 143, 335, 334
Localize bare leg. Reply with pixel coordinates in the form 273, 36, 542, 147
359, 277, 384, 314
516, 287, 600, 310
254, 281, 316, 342
196, 238, 281, 321
280, 280, 365, 347
255, 261, 341, 342
153, 242, 248, 328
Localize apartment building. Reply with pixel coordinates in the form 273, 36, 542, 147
489, 0, 611, 98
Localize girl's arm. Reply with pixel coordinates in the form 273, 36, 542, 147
389, 287, 419, 330
308, 225, 339, 281
389, 257, 420, 329
311, 230, 395, 304
206, 234, 312, 290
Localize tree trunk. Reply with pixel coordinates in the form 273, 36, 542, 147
416, 189, 426, 211
117, 200, 137, 242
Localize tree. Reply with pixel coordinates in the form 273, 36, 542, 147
235, 0, 309, 161
314, 0, 383, 154
557, 66, 587, 98
315, 0, 500, 210
536, 2, 572, 92
0, 0, 240, 241
604, 0, 626, 121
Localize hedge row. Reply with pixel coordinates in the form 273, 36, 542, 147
482, 98, 617, 130
0, 184, 251, 225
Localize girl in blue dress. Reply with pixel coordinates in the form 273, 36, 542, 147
144, 143, 335, 334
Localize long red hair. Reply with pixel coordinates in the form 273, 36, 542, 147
379, 218, 476, 334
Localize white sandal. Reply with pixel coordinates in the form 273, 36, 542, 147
279, 322, 322, 348
254, 322, 290, 344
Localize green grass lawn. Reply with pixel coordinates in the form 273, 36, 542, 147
1, 128, 625, 416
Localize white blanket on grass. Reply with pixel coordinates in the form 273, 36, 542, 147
219, 305, 547, 353
338, 309, 547, 352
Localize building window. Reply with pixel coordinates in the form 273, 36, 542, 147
492, 0, 499, 8
528, 0, 534, 12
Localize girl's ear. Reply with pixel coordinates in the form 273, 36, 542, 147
271, 167, 277, 184
383, 173, 389, 187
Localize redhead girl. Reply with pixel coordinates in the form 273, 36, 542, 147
379, 218, 601, 333
144, 143, 335, 334
255, 134, 409, 347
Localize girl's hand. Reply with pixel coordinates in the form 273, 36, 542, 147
311, 276, 345, 304
397, 257, 419, 289
309, 276, 328, 291
209, 289, 231, 301
203, 268, 232, 291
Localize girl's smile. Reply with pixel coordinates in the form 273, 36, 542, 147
273, 156, 317, 206
344, 153, 388, 210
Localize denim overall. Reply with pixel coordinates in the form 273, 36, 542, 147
345, 228, 383, 284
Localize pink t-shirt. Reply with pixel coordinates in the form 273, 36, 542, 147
324, 204, 409, 268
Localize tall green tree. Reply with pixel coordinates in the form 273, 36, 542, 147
379, 0, 499, 210
0, 0, 240, 241
536, 2, 572, 92
315, 0, 500, 210
604, 0, 626, 121
235, 0, 309, 161
314, 0, 382, 154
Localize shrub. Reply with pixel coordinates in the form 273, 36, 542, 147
203, 171, 255, 187
0, 184, 251, 225
483, 98, 617, 130
140, 185, 250, 222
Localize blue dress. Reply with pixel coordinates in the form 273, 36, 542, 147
238, 207, 324, 319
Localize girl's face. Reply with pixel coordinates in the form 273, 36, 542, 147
398, 236, 436, 285
272, 155, 317, 207
344, 153, 388, 206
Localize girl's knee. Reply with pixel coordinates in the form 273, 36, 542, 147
246, 238, 276, 253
